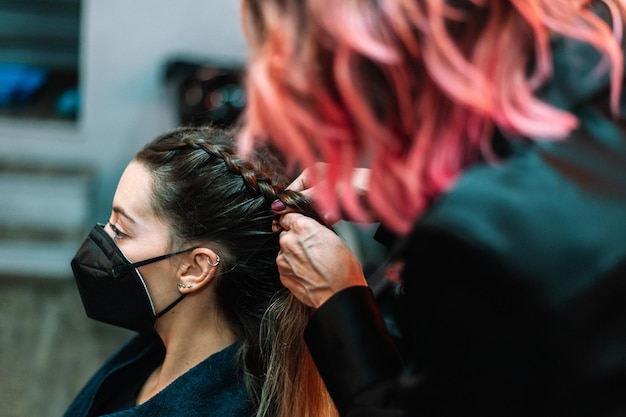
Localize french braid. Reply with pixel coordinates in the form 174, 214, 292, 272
190, 135, 326, 226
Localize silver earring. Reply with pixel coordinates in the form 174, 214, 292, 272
208, 255, 220, 267
177, 282, 193, 289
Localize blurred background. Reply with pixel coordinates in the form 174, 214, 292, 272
0, 1, 248, 416
0, 1, 384, 416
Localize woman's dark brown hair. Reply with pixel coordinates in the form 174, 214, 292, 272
135, 125, 336, 417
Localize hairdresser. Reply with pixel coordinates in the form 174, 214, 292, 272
239, 0, 626, 416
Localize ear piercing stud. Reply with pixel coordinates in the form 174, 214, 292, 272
177, 282, 193, 289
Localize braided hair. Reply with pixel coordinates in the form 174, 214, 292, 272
134, 125, 336, 417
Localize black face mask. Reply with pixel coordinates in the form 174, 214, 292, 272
71, 223, 194, 333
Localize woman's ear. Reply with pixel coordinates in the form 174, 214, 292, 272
176, 248, 221, 294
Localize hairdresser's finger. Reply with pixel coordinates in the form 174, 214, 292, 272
277, 212, 312, 232
276, 252, 297, 285
287, 167, 313, 192
286, 172, 308, 192
271, 219, 282, 233
287, 162, 328, 191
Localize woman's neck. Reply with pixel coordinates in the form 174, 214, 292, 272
136, 299, 236, 404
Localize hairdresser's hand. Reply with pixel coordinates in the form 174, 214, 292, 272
287, 163, 371, 225
275, 213, 368, 308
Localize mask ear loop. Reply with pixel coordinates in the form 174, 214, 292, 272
155, 293, 186, 318
111, 247, 197, 277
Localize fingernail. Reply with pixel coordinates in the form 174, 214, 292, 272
271, 199, 286, 211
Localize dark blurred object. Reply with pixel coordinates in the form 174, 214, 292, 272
0, 63, 48, 105
0, 0, 81, 121
56, 86, 80, 119
165, 58, 245, 127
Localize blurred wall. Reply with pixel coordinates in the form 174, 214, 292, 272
0, 1, 246, 416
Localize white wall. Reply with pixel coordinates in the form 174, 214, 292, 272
0, 0, 248, 277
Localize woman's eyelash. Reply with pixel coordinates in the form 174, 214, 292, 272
109, 223, 127, 239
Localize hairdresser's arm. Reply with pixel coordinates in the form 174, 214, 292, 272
275, 213, 402, 415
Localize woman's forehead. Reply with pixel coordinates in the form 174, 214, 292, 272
113, 161, 156, 224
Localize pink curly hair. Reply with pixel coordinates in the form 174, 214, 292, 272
240, 0, 625, 234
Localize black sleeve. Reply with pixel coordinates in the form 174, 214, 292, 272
304, 286, 403, 416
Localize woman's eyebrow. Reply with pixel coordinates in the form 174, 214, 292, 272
112, 206, 137, 224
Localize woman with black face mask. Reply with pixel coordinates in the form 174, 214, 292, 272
64, 126, 337, 417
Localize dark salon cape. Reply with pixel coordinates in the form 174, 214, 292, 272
304, 6, 626, 417
63, 332, 253, 417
